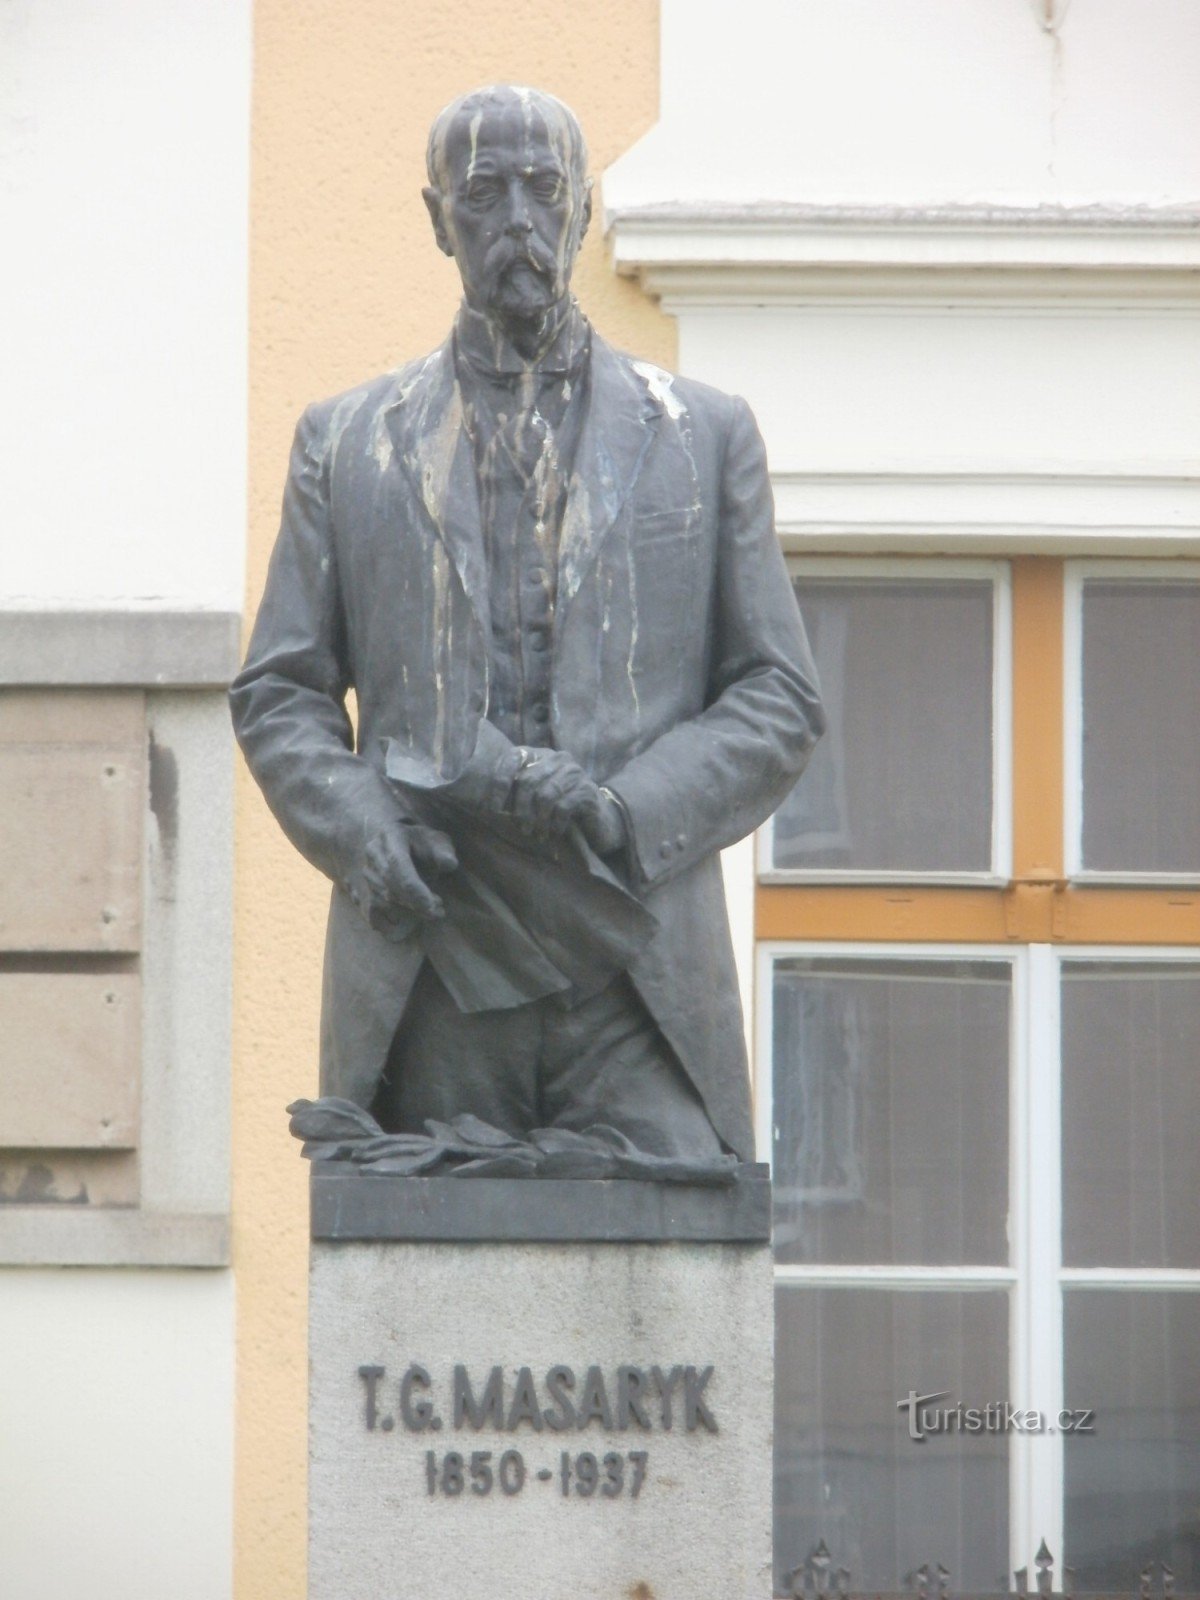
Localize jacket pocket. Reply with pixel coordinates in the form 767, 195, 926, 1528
632, 506, 698, 543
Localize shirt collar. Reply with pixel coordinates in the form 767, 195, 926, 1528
453, 298, 590, 380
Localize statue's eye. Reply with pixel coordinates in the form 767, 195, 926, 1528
464, 177, 502, 205
531, 175, 563, 202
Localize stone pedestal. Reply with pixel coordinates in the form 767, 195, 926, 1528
308, 1169, 773, 1600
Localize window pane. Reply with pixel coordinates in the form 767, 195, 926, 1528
771, 958, 1009, 1267
1080, 579, 1200, 874
1062, 964, 1200, 1269
769, 577, 994, 874
775, 1286, 1009, 1592
1064, 1291, 1200, 1587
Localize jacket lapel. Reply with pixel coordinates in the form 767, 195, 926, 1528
383, 343, 488, 626
558, 337, 663, 607
381, 334, 662, 629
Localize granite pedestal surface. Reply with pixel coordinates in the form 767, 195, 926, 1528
308, 1168, 774, 1600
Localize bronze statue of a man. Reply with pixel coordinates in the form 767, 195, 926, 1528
231, 85, 823, 1174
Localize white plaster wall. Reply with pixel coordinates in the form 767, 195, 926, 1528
0, 1271, 234, 1600
0, 4, 245, 1592
0, 0, 250, 607
721, 834, 758, 1070
679, 305, 1200, 480
607, 0, 1200, 211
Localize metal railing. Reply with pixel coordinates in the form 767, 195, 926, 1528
778, 1539, 1194, 1600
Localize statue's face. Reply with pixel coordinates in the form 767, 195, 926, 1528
425, 92, 591, 332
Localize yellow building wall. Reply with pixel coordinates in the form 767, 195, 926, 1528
238, 5, 672, 1594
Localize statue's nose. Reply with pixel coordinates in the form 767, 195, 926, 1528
504, 184, 534, 235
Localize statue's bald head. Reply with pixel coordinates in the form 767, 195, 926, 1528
425, 84, 588, 195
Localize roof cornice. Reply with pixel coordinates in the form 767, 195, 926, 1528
604, 201, 1200, 307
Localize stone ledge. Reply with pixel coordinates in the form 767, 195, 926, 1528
311, 1166, 771, 1244
0, 609, 242, 687
0, 1208, 231, 1267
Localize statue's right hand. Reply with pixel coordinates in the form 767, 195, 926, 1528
359, 820, 457, 932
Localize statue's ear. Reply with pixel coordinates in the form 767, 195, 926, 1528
578, 180, 593, 245
423, 187, 454, 257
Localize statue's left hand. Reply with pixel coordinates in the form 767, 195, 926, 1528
507, 748, 625, 854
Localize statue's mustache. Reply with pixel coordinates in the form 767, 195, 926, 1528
486, 239, 556, 281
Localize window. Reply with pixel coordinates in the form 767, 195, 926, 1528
1061, 962, 1200, 1269
1060, 958, 1200, 1587
775, 1282, 1010, 1588
1066, 565, 1200, 881
761, 562, 1010, 882
763, 948, 1013, 1588
1064, 1290, 1200, 1588
759, 559, 1200, 1590
767, 956, 1009, 1267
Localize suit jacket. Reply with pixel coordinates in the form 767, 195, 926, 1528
230, 330, 824, 1160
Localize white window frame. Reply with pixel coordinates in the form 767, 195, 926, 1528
757, 939, 1200, 1580
758, 558, 1013, 887
1064, 559, 1200, 885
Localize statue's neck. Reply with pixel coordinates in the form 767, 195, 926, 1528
473, 295, 575, 365
456, 294, 587, 378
